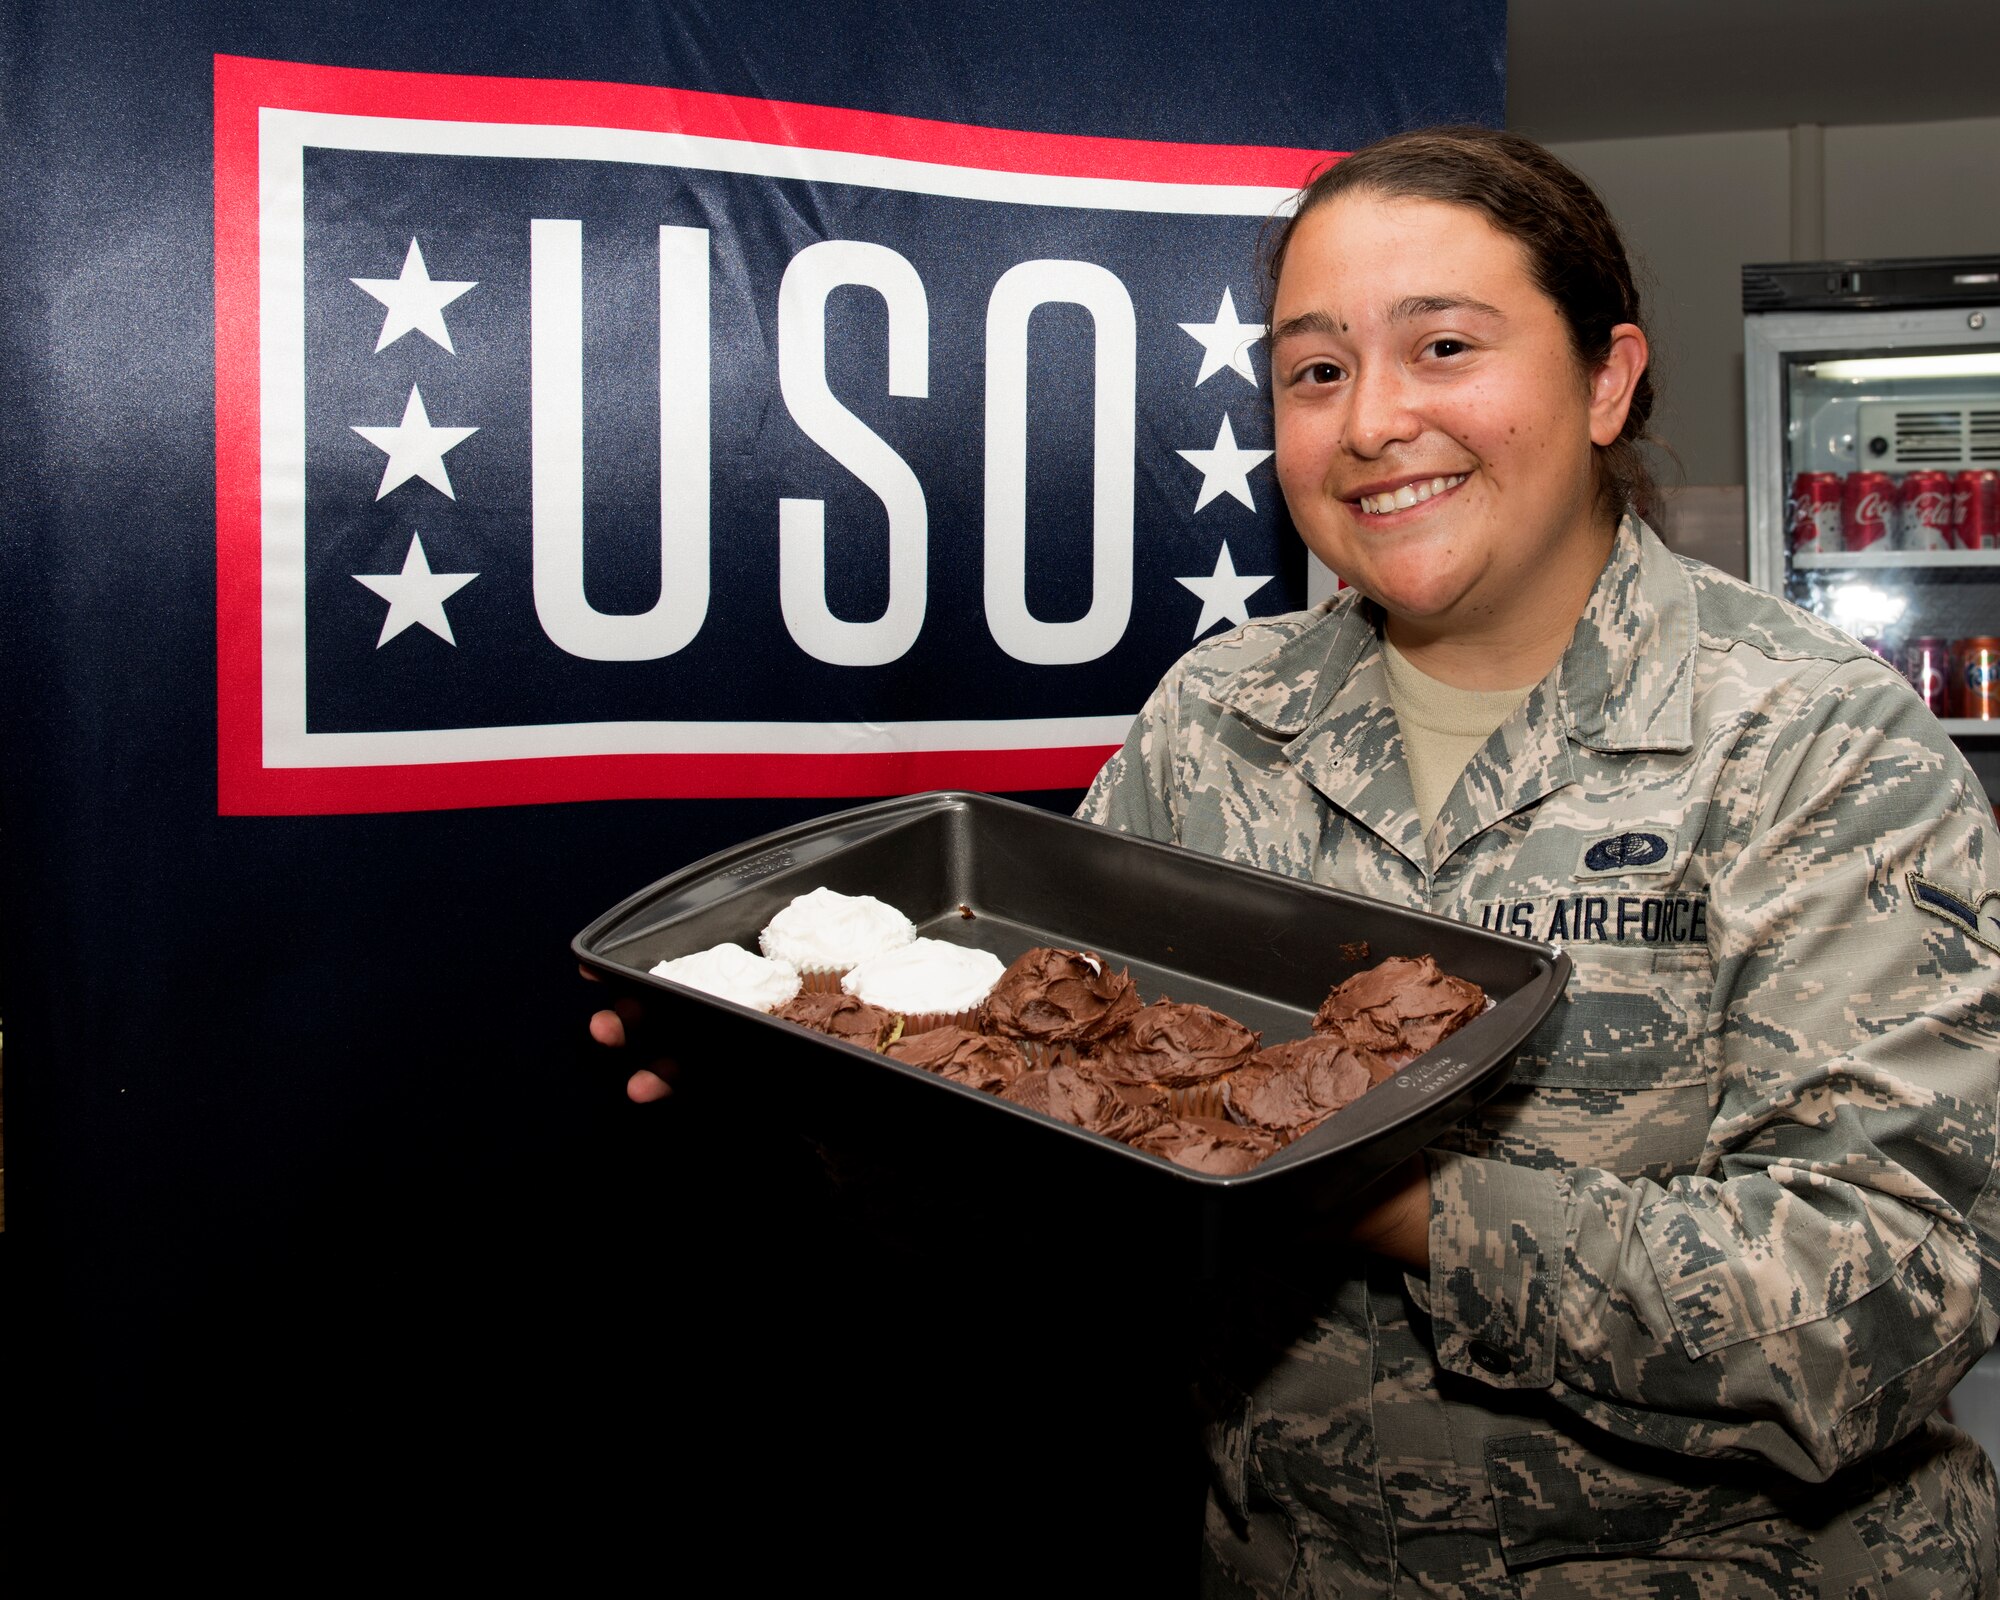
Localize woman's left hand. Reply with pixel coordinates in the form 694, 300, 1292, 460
1348, 1156, 1431, 1270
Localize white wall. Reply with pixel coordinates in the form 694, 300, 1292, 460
1543, 129, 1790, 492
1826, 117, 2000, 259
1546, 115, 2000, 575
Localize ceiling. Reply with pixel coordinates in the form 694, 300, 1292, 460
1506, 0, 2000, 143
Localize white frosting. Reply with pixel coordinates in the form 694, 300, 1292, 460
649, 943, 800, 1012
841, 937, 1005, 1015
758, 886, 915, 971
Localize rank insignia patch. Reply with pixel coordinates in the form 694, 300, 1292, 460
1908, 873, 2000, 955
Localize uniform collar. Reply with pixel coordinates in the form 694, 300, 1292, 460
1217, 515, 1695, 755
1213, 516, 1695, 877
1559, 515, 1697, 754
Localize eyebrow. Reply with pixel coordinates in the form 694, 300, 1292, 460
1269, 295, 1506, 345
1390, 293, 1505, 322
1268, 309, 1343, 344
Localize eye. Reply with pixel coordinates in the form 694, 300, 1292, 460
1422, 337, 1469, 360
1296, 360, 1345, 386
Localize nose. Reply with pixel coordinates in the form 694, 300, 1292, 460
1342, 362, 1421, 458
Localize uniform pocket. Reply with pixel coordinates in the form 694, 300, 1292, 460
1484, 1432, 1783, 1570
1506, 939, 1711, 1094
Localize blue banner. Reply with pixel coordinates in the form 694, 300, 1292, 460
0, 0, 1504, 1550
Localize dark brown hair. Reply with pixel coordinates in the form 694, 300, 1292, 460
1264, 125, 1659, 520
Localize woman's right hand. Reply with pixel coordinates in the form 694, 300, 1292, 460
581, 965, 680, 1102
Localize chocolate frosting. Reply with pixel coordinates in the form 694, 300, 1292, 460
1228, 1037, 1374, 1134
1043, 1062, 1169, 1140
1132, 1116, 1283, 1175
886, 1025, 1025, 1092
1091, 1000, 1260, 1088
979, 946, 1142, 1044
1000, 1064, 1155, 1138
776, 991, 902, 1051
1312, 955, 1485, 1068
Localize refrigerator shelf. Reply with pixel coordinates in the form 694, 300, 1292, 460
1795, 550, 2000, 571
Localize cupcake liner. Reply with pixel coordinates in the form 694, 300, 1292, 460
1167, 1080, 1232, 1122
797, 965, 852, 995
1011, 1039, 1080, 1070
899, 1007, 981, 1035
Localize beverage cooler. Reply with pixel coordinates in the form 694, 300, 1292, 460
1744, 255, 2000, 1452
1744, 254, 2000, 797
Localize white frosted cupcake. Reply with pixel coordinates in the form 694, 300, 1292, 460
649, 942, 801, 1012
758, 886, 916, 993
841, 938, 1006, 1034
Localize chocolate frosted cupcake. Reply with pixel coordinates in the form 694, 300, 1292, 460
1228, 1036, 1375, 1136
1131, 1116, 1284, 1175
841, 937, 1006, 1034
1001, 1061, 1168, 1142
775, 990, 904, 1051
649, 942, 801, 1012
979, 946, 1142, 1063
1091, 999, 1260, 1089
887, 1025, 1025, 1092
1312, 955, 1485, 1074
758, 886, 916, 993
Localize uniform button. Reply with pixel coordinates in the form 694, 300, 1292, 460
1468, 1339, 1512, 1376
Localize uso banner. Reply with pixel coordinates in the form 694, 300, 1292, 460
215, 55, 1328, 812
1, 0, 1503, 1536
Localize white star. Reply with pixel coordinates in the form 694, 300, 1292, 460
1176, 543, 1273, 639
1178, 287, 1265, 387
353, 532, 478, 647
351, 239, 477, 353
1177, 412, 1274, 513
351, 386, 479, 500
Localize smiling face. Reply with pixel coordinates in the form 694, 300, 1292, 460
1269, 190, 1646, 679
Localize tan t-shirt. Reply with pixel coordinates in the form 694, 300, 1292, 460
1380, 638, 1535, 834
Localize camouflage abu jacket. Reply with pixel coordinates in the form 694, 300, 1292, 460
1078, 518, 2000, 1599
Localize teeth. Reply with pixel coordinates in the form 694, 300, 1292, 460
1358, 474, 1466, 515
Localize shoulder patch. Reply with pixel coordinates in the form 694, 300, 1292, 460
1908, 872, 2000, 956
1580, 830, 1674, 877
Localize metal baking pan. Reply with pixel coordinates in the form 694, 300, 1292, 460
574, 790, 1569, 1272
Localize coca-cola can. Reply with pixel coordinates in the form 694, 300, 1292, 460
1904, 636, 1955, 716
1788, 472, 1844, 553
1956, 637, 2000, 719
1898, 470, 1955, 552
1843, 471, 1896, 552
1953, 469, 2000, 550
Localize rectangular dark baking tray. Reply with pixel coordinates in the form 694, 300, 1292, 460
574, 790, 1569, 1274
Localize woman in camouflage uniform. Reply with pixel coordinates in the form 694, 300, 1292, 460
1078, 128, 2000, 1597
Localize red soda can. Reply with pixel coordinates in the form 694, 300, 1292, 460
1956, 637, 2000, 719
1898, 470, 1955, 551
1843, 471, 1896, 551
1953, 470, 2000, 550
1905, 637, 1955, 716
1788, 472, 1844, 552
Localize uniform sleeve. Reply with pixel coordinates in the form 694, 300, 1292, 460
1423, 657, 2000, 1483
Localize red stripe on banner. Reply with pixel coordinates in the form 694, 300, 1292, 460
218, 746, 1120, 817
214, 56, 267, 814
212, 54, 1340, 188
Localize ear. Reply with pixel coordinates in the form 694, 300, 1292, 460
1587, 323, 1649, 447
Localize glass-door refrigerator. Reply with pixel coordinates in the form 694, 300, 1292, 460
1744, 254, 2000, 799
1742, 252, 2000, 1452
